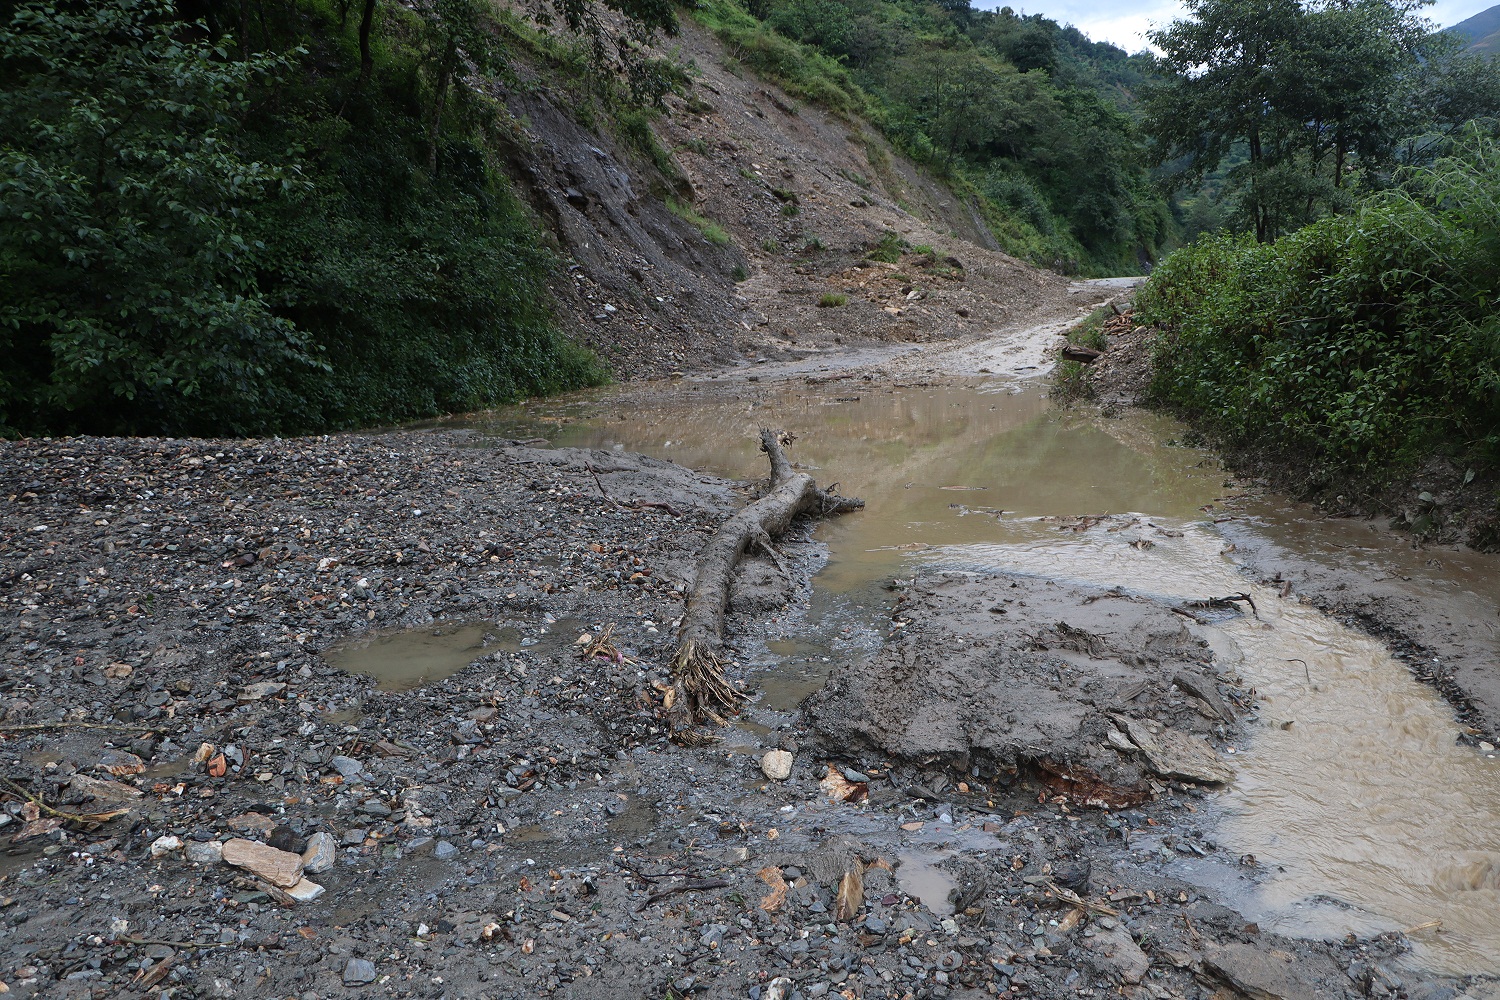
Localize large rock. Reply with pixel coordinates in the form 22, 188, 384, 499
761, 749, 793, 781
222, 838, 305, 888
1082, 919, 1149, 984
301, 831, 337, 874
1114, 716, 1235, 785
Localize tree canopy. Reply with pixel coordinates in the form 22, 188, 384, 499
1144, 0, 1500, 241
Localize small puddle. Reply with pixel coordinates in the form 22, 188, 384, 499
326, 621, 521, 691
897, 848, 958, 916
466, 376, 1500, 975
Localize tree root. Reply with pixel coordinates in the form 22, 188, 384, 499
668, 428, 863, 742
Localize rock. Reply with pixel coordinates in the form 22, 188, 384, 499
1082, 921, 1149, 984
67, 774, 143, 805
1204, 941, 1322, 1000
96, 750, 145, 777
285, 878, 325, 903
302, 831, 337, 874
434, 840, 458, 860
342, 828, 367, 846
237, 681, 286, 702
764, 977, 794, 1000
343, 958, 377, 986
267, 824, 306, 854
761, 749, 793, 781
185, 840, 224, 865
221, 838, 305, 888
1114, 716, 1234, 785
330, 755, 366, 780
228, 812, 276, 835
149, 835, 183, 858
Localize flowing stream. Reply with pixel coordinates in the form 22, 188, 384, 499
446, 368, 1500, 975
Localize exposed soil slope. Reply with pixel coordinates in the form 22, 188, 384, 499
490, 18, 1070, 380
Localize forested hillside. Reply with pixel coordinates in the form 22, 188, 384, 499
692, 0, 1171, 273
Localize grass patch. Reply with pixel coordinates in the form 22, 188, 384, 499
666, 198, 733, 246
817, 293, 848, 307
866, 230, 907, 263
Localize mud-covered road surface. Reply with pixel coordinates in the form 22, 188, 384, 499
3, 293, 1499, 1000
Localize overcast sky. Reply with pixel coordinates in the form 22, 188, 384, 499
977, 0, 1497, 52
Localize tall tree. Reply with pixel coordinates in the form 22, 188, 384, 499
1142, 0, 1480, 241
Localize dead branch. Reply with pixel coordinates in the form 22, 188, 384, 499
668, 428, 862, 740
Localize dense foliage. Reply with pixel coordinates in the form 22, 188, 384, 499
1137, 133, 1500, 485
0, 0, 609, 436
1144, 0, 1500, 242
693, 0, 1170, 274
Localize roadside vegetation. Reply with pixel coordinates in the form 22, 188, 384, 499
1137, 133, 1500, 502
0, 0, 667, 436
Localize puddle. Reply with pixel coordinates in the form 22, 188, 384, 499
325, 621, 522, 691
468, 377, 1500, 975
960, 523, 1500, 975
897, 849, 957, 916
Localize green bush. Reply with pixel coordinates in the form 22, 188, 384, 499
1137, 134, 1500, 480
818, 292, 848, 307
0, 0, 607, 436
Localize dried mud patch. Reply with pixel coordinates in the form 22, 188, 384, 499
806, 571, 1242, 794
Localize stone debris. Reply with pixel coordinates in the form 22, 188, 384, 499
301, 831, 337, 874
221, 838, 305, 888
285, 878, 326, 903
184, 840, 224, 865
1114, 716, 1235, 785
149, 835, 183, 858
760, 749, 793, 781
343, 959, 377, 986
1081, 918, 1149, 984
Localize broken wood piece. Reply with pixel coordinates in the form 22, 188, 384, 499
668, 428, 862, 740
1061, 344, 1103, 363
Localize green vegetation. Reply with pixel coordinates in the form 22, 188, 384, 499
1145, 0, 1500, 242
1137, 133, 1500, 485
817, 293, 849, 307
1071, 308, 1111, 352
691, 0, 1171, 274
0, 0, 683, 436
866, 231, 907, 264
667, 198, 734, 245
1050, 360, 1093, 402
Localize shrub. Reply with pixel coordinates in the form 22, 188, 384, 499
818, 292, 848, 307
1137, 133, 1500, 480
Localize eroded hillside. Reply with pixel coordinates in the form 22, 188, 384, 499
489, 17, 1073, 381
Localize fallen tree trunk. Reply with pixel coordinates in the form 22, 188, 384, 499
669, 429, 863, 742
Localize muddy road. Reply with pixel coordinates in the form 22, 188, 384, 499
3, 289, 1499, 1000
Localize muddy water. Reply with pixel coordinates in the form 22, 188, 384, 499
472, 378, 1500, 975
327, 621, 522, 691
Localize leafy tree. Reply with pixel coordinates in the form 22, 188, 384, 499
1144, 0, 1500, 241
0, 0, 317, 432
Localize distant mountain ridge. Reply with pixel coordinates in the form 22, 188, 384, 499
1448, 4, 1500, 54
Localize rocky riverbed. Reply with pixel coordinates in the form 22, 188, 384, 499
0, 429, 1484, 1000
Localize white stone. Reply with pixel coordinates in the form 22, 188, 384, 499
149, 835, 183, 858
285, 878, 325, 903
760, 749, 793, 781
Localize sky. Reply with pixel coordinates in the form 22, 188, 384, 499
974, 0, 1500, 52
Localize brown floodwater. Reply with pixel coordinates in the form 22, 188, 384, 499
462, 376, 1500, 975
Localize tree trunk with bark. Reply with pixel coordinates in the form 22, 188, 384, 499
667, 429, 862, 742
